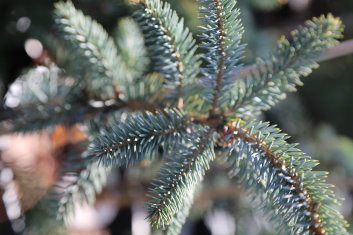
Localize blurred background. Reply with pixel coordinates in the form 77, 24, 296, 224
1, 0, 353, 234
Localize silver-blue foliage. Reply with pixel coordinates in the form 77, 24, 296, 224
198, 0, 245, 112
8, 65, 84, 132
132, 0, 200, 103
87, 108, 190, 166
224, 120, 349, 234
146, 127, 215, 229
231, 14, 343, 118
54, 1, 126, 99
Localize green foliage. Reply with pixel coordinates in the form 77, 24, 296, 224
224, 120, 348, 234
231, 14, 343, 118
3, 0, 351, 234
132, 0, 200, 105
162, 189, 195, 235
54, 1, 126, 99
8, 65, 84, 132
52, 160, 110, 223
198, 0, 245, 112
26, 138, 110, 233
147, 127, 215, 229
88, 108, 189, 167
47, 121, 112, 224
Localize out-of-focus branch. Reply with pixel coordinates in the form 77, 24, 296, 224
317, 39, 353, 62
0, 99, 162, 135
240, 39, 353, 78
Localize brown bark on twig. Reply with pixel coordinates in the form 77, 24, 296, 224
239, 39, 353, 78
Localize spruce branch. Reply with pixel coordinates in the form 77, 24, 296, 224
239, 39, 353, 79
147, 128, 215, 229
3, 64, 167, 133
87, 109, 190, 166
132, 0, 200, 108
54, 1, 126, 99
198, 0, 245, 114
3, 94, 165, 135
9, 100, 160, 133
49, 158, 111, 224
45, 112, 136, 225
178, 37, 353, 115
221, 120, 349, 234
162, 189, 195, 235
231, 14, 343, 118
7, 65, 85, 133
12, 105, 83, 133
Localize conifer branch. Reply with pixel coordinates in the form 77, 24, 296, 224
6, 65, 86, 133
209, 0, 226, 115
3, 96, 164, 134
230, 14, 343, 118
87, 109, 190, 166
12, 105, 82, 133
239, 39, 353, 78
37, 121, 112, 224
54, 1, 126, 99
132, 0, 200, 108
147, 128, 215, 229
198, 0, 245, 113
221, 120, 349, 234
49, 159, 111, 224
162, 189, 195, 235
7, 100, 162, 133
46, 114, 135, 224
2, 64, 167, 133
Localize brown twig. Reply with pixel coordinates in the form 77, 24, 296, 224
317, 39, 353, 62
239, 39, 353, 78
209, 0, 227, 116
